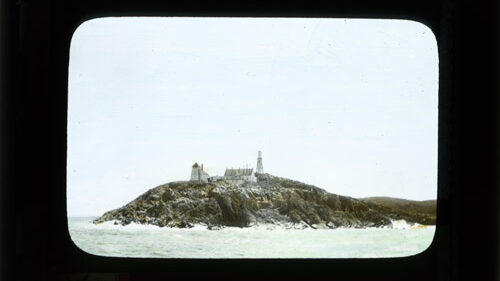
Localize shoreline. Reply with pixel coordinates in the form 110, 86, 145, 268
69, 217, 434, 231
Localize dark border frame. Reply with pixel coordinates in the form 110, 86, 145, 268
3, 0, 498, 280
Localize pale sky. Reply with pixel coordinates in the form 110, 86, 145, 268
67, 17, 439, 217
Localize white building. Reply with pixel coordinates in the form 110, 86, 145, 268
189, 151, 264, 184
223, 168, 256, 184
190, 163, 210, 183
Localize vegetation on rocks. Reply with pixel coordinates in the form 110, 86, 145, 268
360, 197, 437, 226
93, 174, 436, 229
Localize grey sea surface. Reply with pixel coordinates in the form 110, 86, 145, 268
68, 217, 435, 258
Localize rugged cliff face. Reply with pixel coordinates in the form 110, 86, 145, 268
93, 174, 436, 229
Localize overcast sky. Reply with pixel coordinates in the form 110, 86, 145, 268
67, 17, 438, 217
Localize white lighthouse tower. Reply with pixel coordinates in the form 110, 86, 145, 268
256, 151, 264, 174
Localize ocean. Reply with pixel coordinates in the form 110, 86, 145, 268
68, 217, 435, 258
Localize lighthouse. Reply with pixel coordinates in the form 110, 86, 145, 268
256, 151, 264, 174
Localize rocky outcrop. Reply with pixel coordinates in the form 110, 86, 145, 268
93, 174, 436, 229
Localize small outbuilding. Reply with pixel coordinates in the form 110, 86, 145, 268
190, 162, 210, 183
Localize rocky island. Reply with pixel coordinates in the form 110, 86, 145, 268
93, 173, 436, 229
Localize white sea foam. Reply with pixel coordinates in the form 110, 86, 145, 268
90, 220, 429, 231
90, 220, 164, 230
390, 219, 428, 229
91, 219, 433, 231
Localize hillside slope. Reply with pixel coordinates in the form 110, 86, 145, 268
360, 197, 436, 225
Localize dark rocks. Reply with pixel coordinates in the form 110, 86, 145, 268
360, 197, 436, 226
93, 174, 436, 229
177, 220, 193, 228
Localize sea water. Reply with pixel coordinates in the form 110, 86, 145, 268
68, 217, 435, 258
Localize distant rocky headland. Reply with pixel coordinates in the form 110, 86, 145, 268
93, 173, 436, 229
